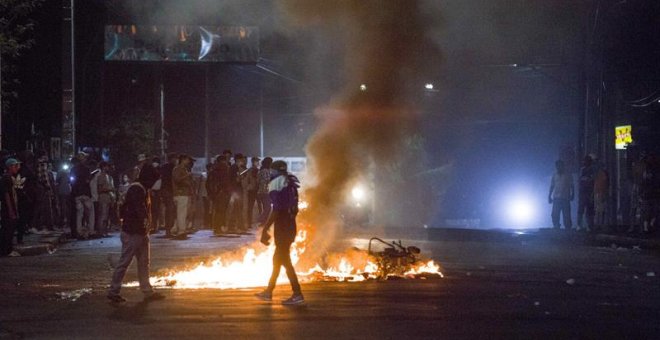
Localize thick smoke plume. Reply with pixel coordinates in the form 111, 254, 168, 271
278, 0, 441, 253
279, 0, 438, 214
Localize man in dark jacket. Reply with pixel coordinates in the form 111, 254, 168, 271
107, 180, 164, 303
255, 160, 304, 305
160, 153, 178, 236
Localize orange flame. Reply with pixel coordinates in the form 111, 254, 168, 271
127, 221, 441, 290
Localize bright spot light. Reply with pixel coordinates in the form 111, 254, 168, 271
359, 84, 367, 91
508, 198, 535, 225
62, 164, 70, 171
425, 83, 434, 90
351, 186, 366, 202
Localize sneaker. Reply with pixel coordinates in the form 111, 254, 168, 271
254, 290, 272, 301
281, 294, 304, 305
107, 294, 126, 303
143, 292, 166, 301
7, 251, 21, 257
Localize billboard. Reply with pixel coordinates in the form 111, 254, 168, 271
104, 25, 259, 63
615, 125, 633, 150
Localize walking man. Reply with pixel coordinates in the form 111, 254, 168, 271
255, 160, 304, 305
107, 179, 165, 303
548, 160, 574, 230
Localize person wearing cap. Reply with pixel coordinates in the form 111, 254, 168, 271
171, 154, 194, 236
0, 158, 22, 256
255, 160, 304, 305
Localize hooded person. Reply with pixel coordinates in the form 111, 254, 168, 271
107, 177, 165, 303
255, 160, 304, 305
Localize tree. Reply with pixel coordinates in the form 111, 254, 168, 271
103, 112, 157, 173
0, 0, 43, 108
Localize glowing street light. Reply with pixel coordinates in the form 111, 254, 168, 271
352, 186, 366, 201
359, 84, 367, 91
425, 83, 434, 90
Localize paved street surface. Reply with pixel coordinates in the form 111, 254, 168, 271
1, 228, 659, 339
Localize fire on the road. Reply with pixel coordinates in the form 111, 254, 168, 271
127, 224, 442, 290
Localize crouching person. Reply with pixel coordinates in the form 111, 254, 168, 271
107, 180, 164, 303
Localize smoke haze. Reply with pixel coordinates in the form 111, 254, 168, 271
276, 1, 442, 253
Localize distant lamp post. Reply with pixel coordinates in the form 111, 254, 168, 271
425, 83, 434, 90
359, 84, 367, 91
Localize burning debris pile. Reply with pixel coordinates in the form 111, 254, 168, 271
302, 237, 443, 283
129, 225, 441, 290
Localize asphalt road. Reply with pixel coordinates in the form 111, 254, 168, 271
1, 229, 659, 339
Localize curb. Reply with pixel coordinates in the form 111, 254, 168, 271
592, 233, 660, 250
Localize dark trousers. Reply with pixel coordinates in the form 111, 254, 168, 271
577, 197, 594, 230
257, 193, 271, 223
149, 190, 161, 231
68, 195, 77, 238
267, 242, 301, 294
161, 192, 176, 233
212, 191, 230, 232
246, 190, 258, 228
551, 198, 572, 229
227, 191, 244, 231
0, 219, 18, 255
16, 200, 33, 243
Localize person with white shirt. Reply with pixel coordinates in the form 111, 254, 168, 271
548, 160, 574, 230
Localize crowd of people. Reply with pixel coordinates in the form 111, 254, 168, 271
0, 148, 284, 256
548, 152, 660, 234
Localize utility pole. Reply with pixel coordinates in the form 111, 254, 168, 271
62, 0, 76, 159
0, 50, 3, 150
160, 82, 165, 157
204, 65, 210, 163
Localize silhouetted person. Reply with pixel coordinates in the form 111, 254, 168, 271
576, 156, 595, 232
549, 160, 574, 230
